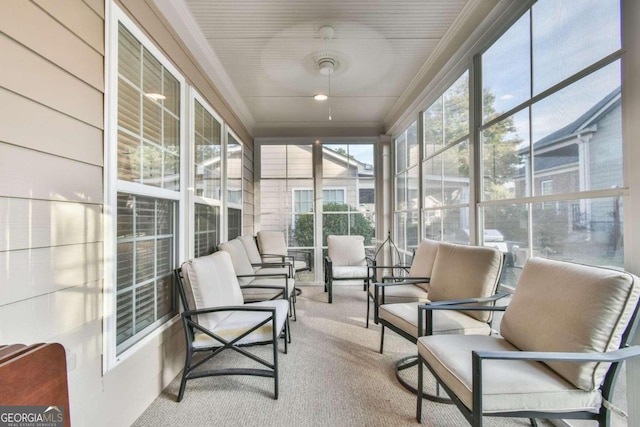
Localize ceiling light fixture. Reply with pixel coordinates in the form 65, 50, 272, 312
315, 55, 336, 120
314, 94, 328, 101
316, 26, 337, 121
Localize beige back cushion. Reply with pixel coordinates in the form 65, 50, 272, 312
501, 257, 639, 391
181, 251, 244, 330
427, 242, 503, 323
409, 239, 440, 290
238, 235, 262, 264
327, 235, 366, 267
257, 231, 287, 256
218, 239, 255, 284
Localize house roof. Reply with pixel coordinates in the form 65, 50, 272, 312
526, 87, 621, 153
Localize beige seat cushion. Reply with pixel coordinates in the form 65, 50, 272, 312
332, 265, 369, 279
427, 242, 503, 323
327, 235, 366, 267
238, 235, 262, 265
380, 302, 491, 339
417, 334, 602, 414
181, 251, 244, 330
218, 239, 256, 285
369, 283, 429, 304
241, 277, 295, 302
409, 239, 440, 291
257, 231, 288, 257
194, 299, 289, 348
500, 257, 639, 391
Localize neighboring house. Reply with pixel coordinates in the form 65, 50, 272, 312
260, 145, 375, 242
516, 88, 623, 252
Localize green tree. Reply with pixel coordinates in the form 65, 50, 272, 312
293, 202, 374, 247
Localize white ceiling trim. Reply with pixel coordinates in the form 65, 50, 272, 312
383, 0, 492, 130
153, 0, 256, 130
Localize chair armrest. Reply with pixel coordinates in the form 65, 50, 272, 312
420, 291, 509, 308
375, 278, 430, 288
261, 253, 287, 262
239, 283, 288, 299
236, 272, 290, 284
183, 305, 277, 317
251, 261, 292, 268
466, 345, 640, 416
417, 292, 509, 336
372, 280, 430, 312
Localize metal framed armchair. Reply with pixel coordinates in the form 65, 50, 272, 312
376, 242, 504, 399
324, 235, 375, 304
365, 238, 438, 328
416, 257, 640, 427
218, 238, 297, 321
174, 251, 290, 401
257, 230, 313, 275
238, 234, 294, 278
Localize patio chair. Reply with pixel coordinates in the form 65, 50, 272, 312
324, 235, 375, 304
416, 257, 640, 426
174, 251, 289, 401
218, 238, 296, 321
257, 230, 312, 275
377, 242, 504, 399
365, 238, 438, 328
238, 234, 294, 278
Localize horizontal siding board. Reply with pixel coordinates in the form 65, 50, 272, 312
33, 0, 105, 55
0, 198, 102, 252
0, 144, 103, 203
0, 34, 103, 128
83, 0, 105, 19
0, 278, 102, 343
0, 88, 103, 166
0, 242, 102, 306
1, 0, 104, 90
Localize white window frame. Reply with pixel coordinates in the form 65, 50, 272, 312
103, 3, 187, 372
224, 128, 243, 240
190, 89, 224, 258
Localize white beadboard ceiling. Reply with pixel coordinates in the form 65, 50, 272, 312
155, 0, 493, 137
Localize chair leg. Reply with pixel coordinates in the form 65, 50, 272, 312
273, 333, 279, 400
290, 297, 297, 322
366, 294, 370, 328
284, 318, 290, 350
328, 278, 333, 303
177, 350, 192, 402
529, 419, 538, 427
379, 325, 385, 354
416, 355, 423, 422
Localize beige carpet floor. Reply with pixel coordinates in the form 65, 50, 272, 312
133, 285, 552, 427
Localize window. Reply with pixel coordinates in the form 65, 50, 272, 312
322, 144, 376, 247
394, 123, 419, 260
421, 71, 470, 245
193, 96, 222, 257
226, 131, 243, 239
112, 15, 183, 356
260, 144, 314, 249
322, 189, 345, 205
479, 0, 623, 286
293, 189, 314, 213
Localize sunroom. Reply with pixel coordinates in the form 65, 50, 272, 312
1, 0, 639, 426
